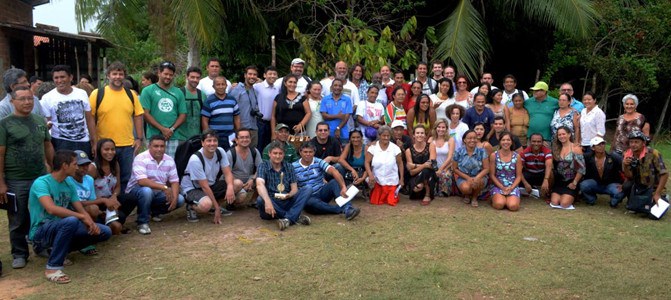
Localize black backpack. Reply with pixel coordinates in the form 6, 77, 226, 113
230, 147, 259, 174
94, 86, 135, 124
175, 135, 223, 181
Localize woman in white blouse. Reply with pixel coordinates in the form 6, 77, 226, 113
579, 91, 606, 157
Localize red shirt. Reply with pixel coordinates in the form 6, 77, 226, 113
521, 146, 553, 174
385, 83, 410, 107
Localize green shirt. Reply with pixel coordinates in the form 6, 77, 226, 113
140, 84, 188, 140
0, 114, 50, 180
524, 96, 558, 141
181, 88, 206, 139
28, 174, 80, 240
262, 141, 299, 163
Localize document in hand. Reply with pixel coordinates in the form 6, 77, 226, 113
650, 198, 669, 219
336, 186, 360, 207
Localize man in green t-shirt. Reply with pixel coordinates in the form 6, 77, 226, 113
262, 123, 298, 163
524, 81, 559, 142
0, 86, 54, 270
140, 61, 187, 157
29, 150, 111, 284
180, 66, 206, 140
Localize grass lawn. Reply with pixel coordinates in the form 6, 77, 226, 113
1, 191, 670, 299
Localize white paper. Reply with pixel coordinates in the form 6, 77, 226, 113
530, 189, 540, 198
228, 132, 236, 147
549, 203, 575, 210
336, 186, 360, 207
650, 199, 670, 218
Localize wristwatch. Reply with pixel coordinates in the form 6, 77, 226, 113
169, 127, 176, 132
336, 126, 341, 130
162, 185, 169, 191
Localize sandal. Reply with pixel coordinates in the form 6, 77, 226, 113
79, 246, 98, 256
462, 197, 471, 204
45, 270, 71, 284
471, 199, 479, 207
421, 197, 431, 206
63, 258, 73, 266
412, 183, 424, 193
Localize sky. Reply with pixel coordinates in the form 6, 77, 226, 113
33, 0, 96, 34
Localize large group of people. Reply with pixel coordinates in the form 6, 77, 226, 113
0, 57, 668, 283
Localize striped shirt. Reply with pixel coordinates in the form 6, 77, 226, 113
521, 146, 553, 174
125, 150, 179, 193
293, 158, 331, 194
201, 93, 240, 141
257, 160, 296, 195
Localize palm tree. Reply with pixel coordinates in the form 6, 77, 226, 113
434, 0, 598, 81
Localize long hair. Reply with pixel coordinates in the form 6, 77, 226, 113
94, 138, 118, 178
432, 118, 448, 141
552, 126, 574, 158
279, 74, 300, 96
412, 94, 431, 126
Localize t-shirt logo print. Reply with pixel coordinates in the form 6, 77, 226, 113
158, 98, 174, 113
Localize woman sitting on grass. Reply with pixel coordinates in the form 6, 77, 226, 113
551, 126, 586, 208
339, 129, 368, 194
406, 126, 437, 205
489, 132, 523, 211
453, 130, 489, 207
365, 125, 404, 206
473, 122, 493, 156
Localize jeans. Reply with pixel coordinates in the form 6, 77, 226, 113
51, 138, 92, 159
579, 179, 624, 206
325, 163, 346, 181
116, 146, 135, 193
128, 186, 185, 225
32, 217, 111, 270
305, 180, 350, 214
5, 179, 33, 259
257, 119, 271, 154
257, 186, 312, 223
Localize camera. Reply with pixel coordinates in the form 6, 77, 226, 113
251, 107, 264, 120
630, 158, 639, 168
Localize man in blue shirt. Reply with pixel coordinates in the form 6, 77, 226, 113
461, 93, 495, 136
229, 66, 261, 149
201, 76, 240, 151
559, 83, 585, 112
320, 78, 352, 143
293, 142, 360, 220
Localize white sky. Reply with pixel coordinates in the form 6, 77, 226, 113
33, 0, 96, 34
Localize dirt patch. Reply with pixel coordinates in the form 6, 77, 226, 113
0, 278, 37, 299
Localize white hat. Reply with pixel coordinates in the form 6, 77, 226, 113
390, 120, 406, 129
291, 58, 305, 66
590, 136, 606, 147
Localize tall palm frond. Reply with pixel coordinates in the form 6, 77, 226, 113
506, 0, 599, 39
173, 0, 225, 50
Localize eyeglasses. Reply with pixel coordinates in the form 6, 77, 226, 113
12, 97, 33, 102
560, 89, 573, 92
457, 81, 467, 84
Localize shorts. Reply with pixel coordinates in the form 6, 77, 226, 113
185, 180, 228, 204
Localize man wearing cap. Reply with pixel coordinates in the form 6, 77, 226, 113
622, 131, 669, 206
579, 137, 624, 207
391, 120, 412, 192
262, 123, 298, 163
197, 58, 232, 97
559, 83, 585, 112
524, 81, 558, 143
275, 58, 311, 94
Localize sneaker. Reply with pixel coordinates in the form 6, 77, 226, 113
296, 215, 312, 226
151, 215, 164, 222
12, 257, 26, 269
345, 206, 361, 221
186, 205, 199, 223
277, 218, 290, 231
137, 224, 152, 235
209, 207, 233, 216
105, 212, 120, 225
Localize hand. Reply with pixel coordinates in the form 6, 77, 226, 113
264, 201, 276, 218
523, 182, 532, 194
351, 171, 359, 182
335, 129, 341, 139
133, 139, 143, 155
568, 182, 577, 190
292, 125, 302, 133
243, 180, 254, 191
368, 176, 377, 188
104, 196, 121, 211
0, 181, 7, 204
212, 204, 222, 224
159, 127, 173, 140
225, 186, 235, 204
81, 214, 100, 235
623, 156, 632, 166
340, 186, 348, 198
354, 178, 364, 185
90, 142, 97, 158
541, 180, 550, 195
165, 191, 176, 211
653, 192, 662, 203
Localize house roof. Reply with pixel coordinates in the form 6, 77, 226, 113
23, 0, 49, 7
0, 21, 113, 48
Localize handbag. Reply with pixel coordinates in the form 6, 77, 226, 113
626, 183, 654, 214
289, 123, 311, 149
365, 126, 378, 140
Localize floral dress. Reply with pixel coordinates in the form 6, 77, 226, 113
613, 114, 646, 153
552, 145, 586, 197
491, 151, 520, 197
550, 108, 577, 137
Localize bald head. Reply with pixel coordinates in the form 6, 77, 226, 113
335, 61, 348, 79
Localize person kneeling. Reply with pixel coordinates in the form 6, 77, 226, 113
181, 130, 236, 223
489, 133, 523, 211
579, 137, 624, 207
30, 150, 112, 284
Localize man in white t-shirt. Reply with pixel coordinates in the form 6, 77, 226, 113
380, 65, 395, 87
469, 72, 498, 95
197, 58, 231, 97
41, 65, 96, 158
502, 74, 529, 106
274, 58, 311, 94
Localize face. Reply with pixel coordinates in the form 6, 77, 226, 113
207, 61, 221, 77
439, 81, 451, 94
432, 64, 443, 76
533, 89, 547, 99
148, 139, 166, 161
499, 135, 512, 150
244, 69, 258, 86
436, 122, 447, 136
503, 77, 516, 91
335, 62, 348, 78
309, 84, 322, 98
417, 65, 428, 77
75, 162, 90, 178
187, 72, 201, 90
464, 132, 478, 148
31, 80, 43, 92
379, 131, 391, 143
371, 72, 382, 84
419, 97, 430, 111
557, 129, 570, 143
64, 158, 79, 177
352, 66, 363, 80
558, 94, 570, 108
411, 83, 422, 96
413, 127, 426, 142
214, 78, 228, 95
493, 92, 502, 103
493, 120, 505, 132
141, 76, 151, 87
394, 73, 405, 84
380, 66, 391, 79
456, 78, 468, 91
444, 67, 455, 80
592, 142, 606, 154
265, 70, 278, 85
290, 63, 304, 76
236, 131, 251, 148
269, 147, 285, 164
158, 68, 175, 86
393, 89, 406, 104
201, 136, 219, 154
284, 77, 297, 92
530, 135, 544, 151
100, 141, 116, 162
316, 125, 330, 139
11, 89, 34, 115
392, 127, 404, 138
350, 132, 363, 145
367, 88, 379, 102
479, 85, 489, 96
79, 78, 90, 85
481, 73, 493, 84
560, 84, 573, 96
513, 95, 524, 108
629, 139, 643, 152
624, 99, 636, 113
331, 80, 343, 96
474, 95, 486, 109
450, 108, 461, 121
300, 147, 315, 161
276, 128, 289, 142
107, 70, 125, 89
474, 125, 485, 138
583, 94, 596, 109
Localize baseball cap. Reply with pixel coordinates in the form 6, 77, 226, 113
627, 131, 647, 141
590, 136, 605, 147
291, 58, 305, 66
275, 123, 290, 131
390, 120, 406, 129
530, 81, 549, 91
74, 150, 92, 165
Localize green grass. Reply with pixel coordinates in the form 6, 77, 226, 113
1, 195, 670, 299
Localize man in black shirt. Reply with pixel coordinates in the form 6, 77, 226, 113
579, 137, 624, 207
488, 116, 522, 151
310, 122, 345, 177
391, 120, 411, 193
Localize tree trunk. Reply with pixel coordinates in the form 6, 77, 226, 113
421, 39, 428, 63
653, 88, 671, 141
187, 32, 200, 68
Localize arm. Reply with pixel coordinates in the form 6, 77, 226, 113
85, 111, 97, 157
338, 145, 355, 174
511, 153, 524, 189
197, 178, 221, 223
133, 114, 145, 154
489, 153, 503, 189
223, 166, 235, 204
364, 145, 376, 186
573, 113, 581, 146
270, 101, 278, 140
396, 152, 404, 187
40, 196, 99, 235
439, 138, 455, 172
233, 115, 241, 131
406, 109, 415, 133
297, 100, 312, 132
474, 154, 490, 180
171, 113, 187, 132
642, 122, 650, 136
327, 166, 348, 198
256, 177, 276, 217
452, 159, 471, 181
542, 157, 553, 195
429, 109, 437, 129
0, 146, 6, 203
44, 141, 54, 172
654, 173, 669, 203
167, 180, 180, 211
137, 178, 169, 191
504, 106, 511, 132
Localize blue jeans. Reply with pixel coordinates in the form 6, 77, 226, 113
116, 146, 135, 193
128, 186, 185, 225
32, 217, 111, 270
257, 186, 312, 223
579, 179, 624, 206
305, 179, 350, 214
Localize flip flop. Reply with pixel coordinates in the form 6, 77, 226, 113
45, 270, 71, 284
79, 246, 98, 256
471, 199, 479, 207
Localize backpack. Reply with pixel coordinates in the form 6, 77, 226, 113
175, 135, 223, 182
230, 147, 258, 174
94, 85, 135, 124
178, 86, 203, 107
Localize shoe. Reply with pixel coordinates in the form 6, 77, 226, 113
296, 215, 312, 225
137, 224, 152, 235
277, 218, 290, 231
151, 215, 164, 222
34, 246, 50, 258
345, 206, 360, 221
209, 207, 233, 216
105, 212, 119, 225
12, 257, 26, 269
186, 205, 199, 223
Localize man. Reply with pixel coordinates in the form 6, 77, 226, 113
181, 129, 236, 223
262, 123, 298, 163
180, 66, 206, 139
502, 74, 529, 105
140, 61, 187, 157
469, 72, 498, 95
293, 142, 360, 220
0, 68, 47, 119
369, 72, 388, 106
622, 131, 668, 207
89, 61, 145, 193
488, 116, 523, 151
580, 137, 624, 207
320, 60, 360, 131
29, 75, 43, 95
431, 60, 444, 82
391, 120, 412, 192
125, 135, 185, 235
310, 122, 344, 175
201, 76, 240, 151
197, 58, 232, 97
380, 65, 395, 87
520, 133, 553, 197
230, 66, 261, 149
414, 62, 437, 95
275, 58, 311, 94
0, 86, 53, 269
29, 150, 111, 284
443, 65, 456, 81
385, 72, 410, 101
320, 78, 353, 143
461, 93, 495, 135
559, 82, 585, 112
524, 81, 558, 142
41, 65, 96, 157
226, 128, 262, 206
256, 141, 312, 231
254, 66, 280, 153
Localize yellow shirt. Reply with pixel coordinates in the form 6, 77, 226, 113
89, 86, 144, 147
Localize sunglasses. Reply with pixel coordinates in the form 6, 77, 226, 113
160, 61, 176, 71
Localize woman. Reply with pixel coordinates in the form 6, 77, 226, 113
271, 74, 312, 137
473, 122, 493, 156
431, 119, 455, 196
305, 81, 324, 138
551, 126, 586, 208
489, 132, 523, 211
406, 94, 436, 134
356, 86, 385, 143
454, 75, 472, 109
579, 92, 606, 156
405, 127, 437, 205
79, 74, 93, 86
383, 86, 408, 133
550, 93, 580, 141
504, 93, 529, 146
611, 94, 650, 162
339, 130, 368, 194
486, 89, 506, 119
478, 82, 491, 99
350, 63, 369, 104
430, 78, 455, 119
405, 81, 423, 112
365, 126, 404, 206
453, 130, 489, 207
446, 104, 469, 150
